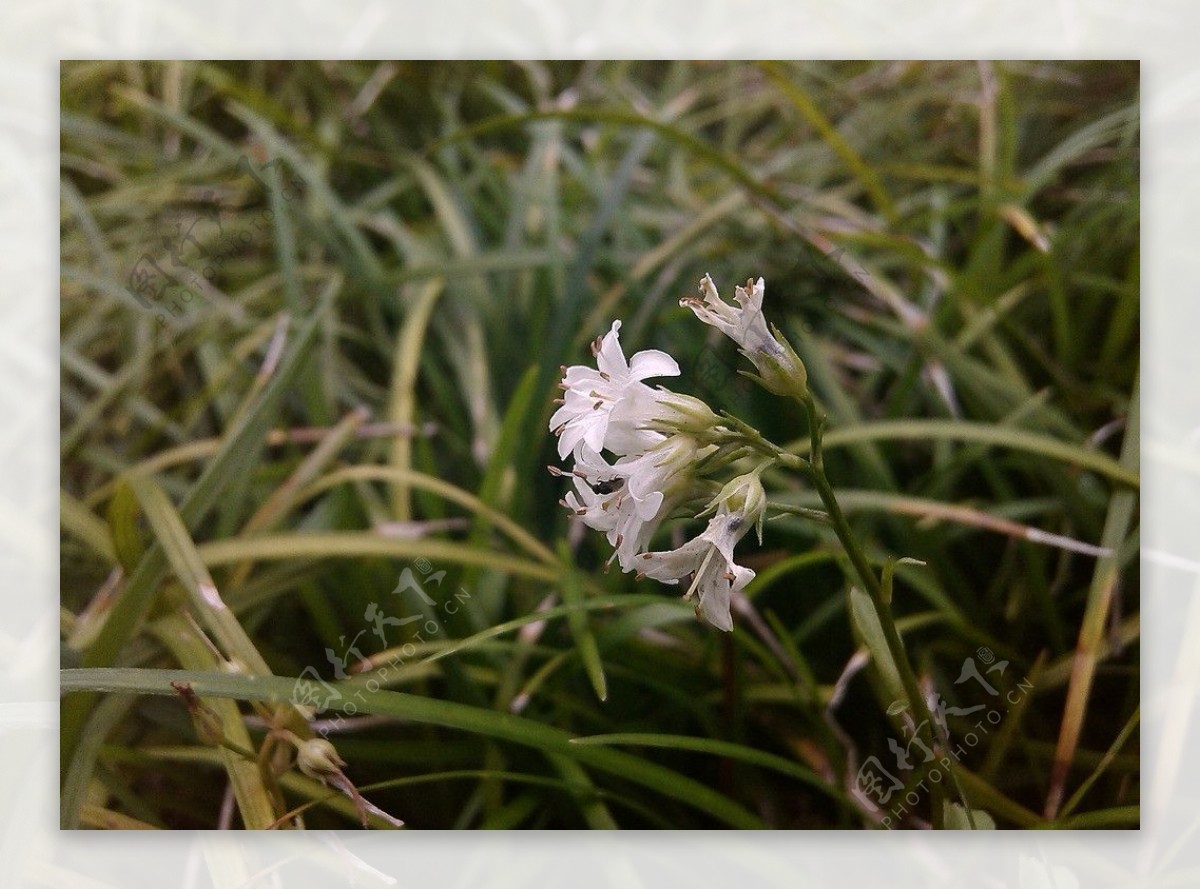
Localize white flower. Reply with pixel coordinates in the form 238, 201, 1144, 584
561, 437, 701, 571
549, 320, 680, 459
548, 316, 771, 631
636, 501, 756, 632
685, 274, 781, 358
682, 275, 807, 398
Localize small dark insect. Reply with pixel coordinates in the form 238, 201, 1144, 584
591, 477, 625, 496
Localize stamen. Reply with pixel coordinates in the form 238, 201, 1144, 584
593, 400, 603, 410
598, 371, 610, 381
552, 398, 565, 406
684, 548, 718, 601
547, 465, 564, 476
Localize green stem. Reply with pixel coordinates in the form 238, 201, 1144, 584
722, 399, 975, 827
797, 402, 923, 708
795, 393, 969, 829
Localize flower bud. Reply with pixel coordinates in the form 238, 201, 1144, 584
171, 681, 227, 747
644, 389, 723, 437
721, 470, 767, 518
744, 323, 808, 401
705, 469, 768, 543
296, 738, 347, 780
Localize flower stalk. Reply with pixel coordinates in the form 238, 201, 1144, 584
797, 390, 976, 828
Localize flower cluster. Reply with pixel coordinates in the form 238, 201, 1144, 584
549, 320, 718, 573
550, 275, 803, 632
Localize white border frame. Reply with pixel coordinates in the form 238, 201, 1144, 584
7, 2, 1192, 885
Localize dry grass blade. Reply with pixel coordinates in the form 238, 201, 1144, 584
1045, 378, 1139, 819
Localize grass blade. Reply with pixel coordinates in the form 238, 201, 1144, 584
1045, 376, 1140, 818
558, 541, 608, 703
62, 668, 767, 829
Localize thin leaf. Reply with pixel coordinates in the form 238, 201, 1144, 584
388, 279, 443, 522
558, 541, 607, 703
62, 668, 767, 829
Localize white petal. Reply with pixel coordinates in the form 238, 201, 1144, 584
556, 429, 579, 460
698, 562, 751, 633
563, 365, 604, 390
628, 348, 680, 381
595, 320, 629, 378
634, 489, 664, 520
580, 411, 610, 454
700, 588, 734, 632
734, 277, 766, 313
548, 402, 575, 431
558, 416, 596, 459
549, 388, 597, 431
603, 427, 657, 459
638, 538, 706, 583
574, 444, 614, 479
688, 301, 738, 339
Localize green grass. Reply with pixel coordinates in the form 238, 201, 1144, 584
60, 60, 1139, 829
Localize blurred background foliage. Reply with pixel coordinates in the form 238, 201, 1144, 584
60, 60, 1138, 829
